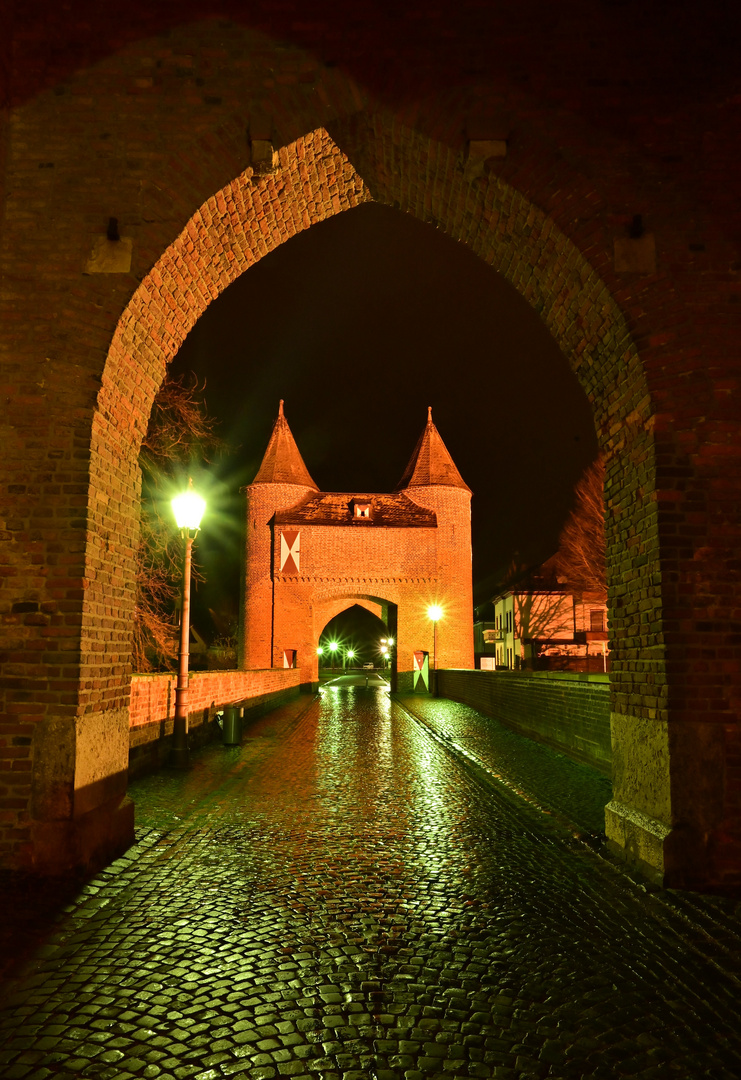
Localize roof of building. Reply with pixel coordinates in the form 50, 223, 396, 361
396, 406, 471, 493
274, 491, 437, 528
250, 400, 319, 489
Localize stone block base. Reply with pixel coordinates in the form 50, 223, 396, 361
27, 796, 135, 876
604, 799, 671, 886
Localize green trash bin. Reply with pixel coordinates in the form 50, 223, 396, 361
222, 706, 241, 746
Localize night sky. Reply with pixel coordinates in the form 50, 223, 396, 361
170, 202, 598, 633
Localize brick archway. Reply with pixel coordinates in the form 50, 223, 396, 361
317, 598, 385, 632
97, 120, 667, 873
0, 1, 738, 890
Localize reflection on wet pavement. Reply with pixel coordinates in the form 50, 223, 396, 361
1, 685, 741, 1079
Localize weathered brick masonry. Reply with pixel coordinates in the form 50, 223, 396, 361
438, 669, 612, 777
0, 1, 739, 886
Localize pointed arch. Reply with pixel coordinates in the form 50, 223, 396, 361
317, 597, 385, 632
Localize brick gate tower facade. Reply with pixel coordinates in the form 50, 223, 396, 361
241, 403, 474, 689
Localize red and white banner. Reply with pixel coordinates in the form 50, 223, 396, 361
280, 530, 300, 574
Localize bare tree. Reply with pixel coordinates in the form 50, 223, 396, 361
514, 588, 574, 644
133, 374, 221, 672
556, 457, 606, 600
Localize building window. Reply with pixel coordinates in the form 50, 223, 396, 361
353, 502, 372, 518
590, 609, 605, 631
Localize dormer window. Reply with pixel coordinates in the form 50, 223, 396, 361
351, 499, 373, 520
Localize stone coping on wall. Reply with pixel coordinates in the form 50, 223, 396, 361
474, 669, 610, 684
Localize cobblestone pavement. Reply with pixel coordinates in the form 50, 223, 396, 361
393, 696, 612, 838
2, 685, 741, 1080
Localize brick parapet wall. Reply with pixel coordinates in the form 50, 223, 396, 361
437, 669, 611, 777
129, 666, 302, 733
128, 667, 303, 776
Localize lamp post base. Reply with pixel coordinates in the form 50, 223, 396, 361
170, 714, 190, 769
170, 742, 190, 769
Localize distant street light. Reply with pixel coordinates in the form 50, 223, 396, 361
345, 647, 355, 672
427, 605, 443, 696
328, 640, 339, 672
380, 636, 395, 672
171, 480, 206, 768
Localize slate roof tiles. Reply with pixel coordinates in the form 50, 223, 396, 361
274, 491, 436, 528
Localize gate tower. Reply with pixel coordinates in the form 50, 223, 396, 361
241, 403, 474, 688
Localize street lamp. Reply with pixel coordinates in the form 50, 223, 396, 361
170, 480, 206, 768
427, 605, 443, 696
380, 635, 395, 674
345, 648, 355, 671
328, 640, 339, 672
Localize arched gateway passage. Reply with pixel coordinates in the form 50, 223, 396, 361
317, 603, 393, 674
6, 101, 735, 889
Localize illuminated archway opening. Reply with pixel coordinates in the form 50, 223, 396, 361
319, 604, 391, 673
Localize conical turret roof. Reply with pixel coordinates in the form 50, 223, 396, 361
396, 407, 471, 493
251, 401, 319, 489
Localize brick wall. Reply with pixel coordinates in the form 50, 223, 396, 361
438, 669, 612, 777
129, 667, 303, 776
270, 511, 472, 682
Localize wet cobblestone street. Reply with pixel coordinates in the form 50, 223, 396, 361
2, 684, 741, 1080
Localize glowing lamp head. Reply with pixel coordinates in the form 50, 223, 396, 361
171, 485, 206, 531
427, 604, 443, 622
317, 646, 324, 656
347, 649, 355, 659
328, 641, 339, 653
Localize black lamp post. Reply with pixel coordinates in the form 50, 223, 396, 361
171, 481, 206, 769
